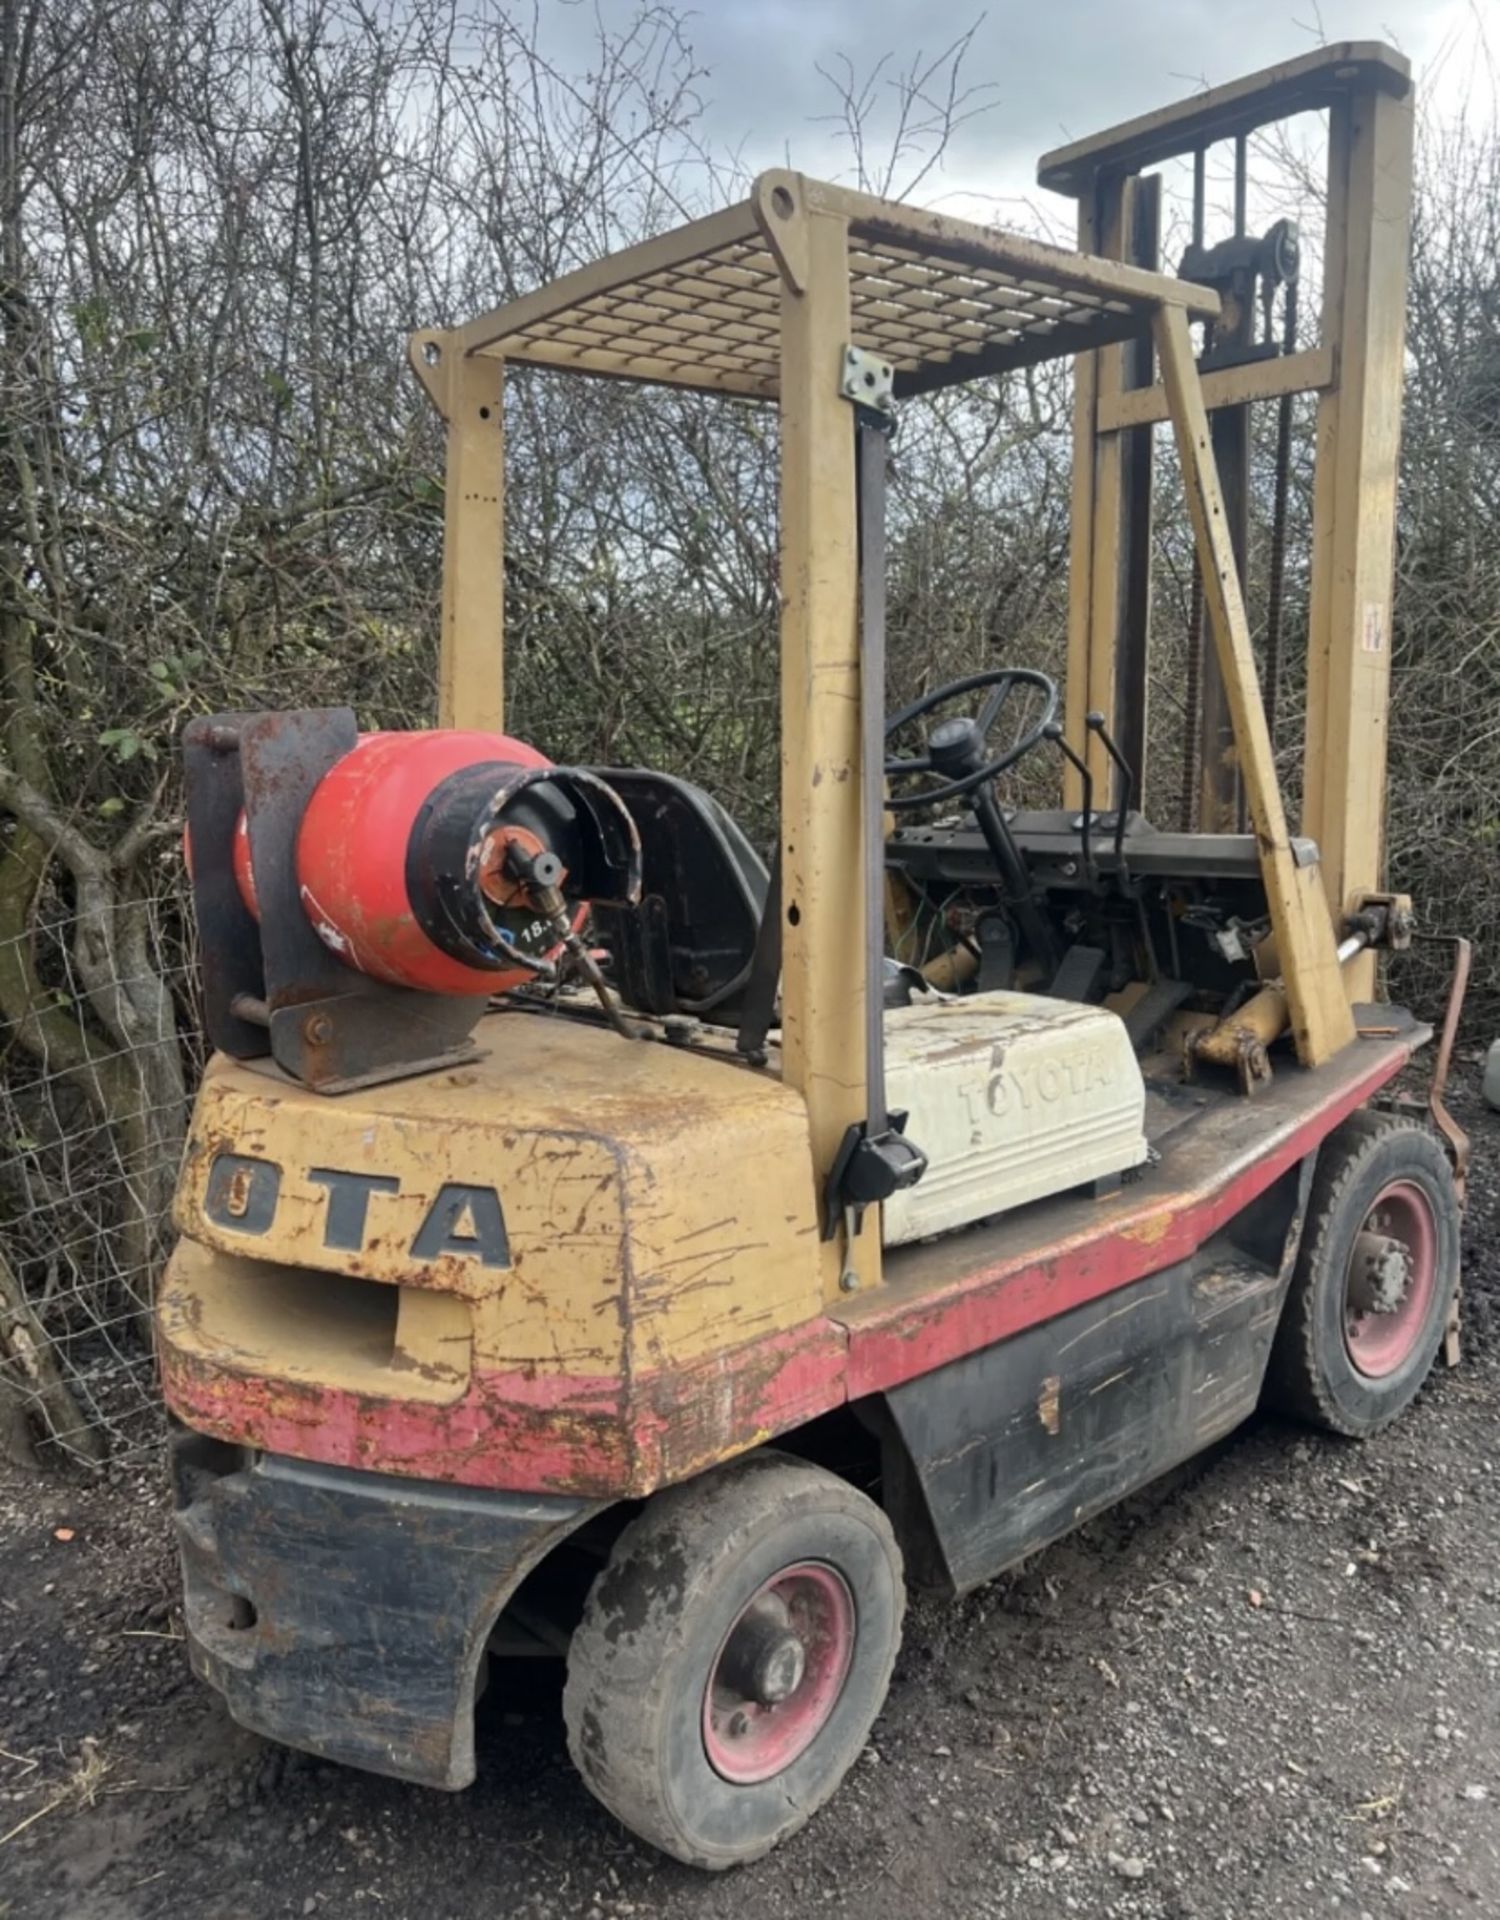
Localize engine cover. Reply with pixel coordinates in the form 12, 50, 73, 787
882, 990, 1149, 1246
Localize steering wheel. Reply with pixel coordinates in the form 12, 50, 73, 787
884, 668, 1060, 811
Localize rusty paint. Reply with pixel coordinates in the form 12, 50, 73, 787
225, 1163, 255, 1218
160, 1315, 848, 1500
1121, 1207, 1174, 1249
1037, 1375, 1061, 1434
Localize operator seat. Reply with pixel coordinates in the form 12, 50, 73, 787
587, 769, 768, 1020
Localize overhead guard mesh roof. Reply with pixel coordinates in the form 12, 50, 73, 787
439, 175, 1219, 401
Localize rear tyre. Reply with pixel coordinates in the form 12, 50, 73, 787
562, 1450, 904, 1870
1265, 1110, 1459, 1437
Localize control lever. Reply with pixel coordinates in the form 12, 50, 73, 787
1085, 711, 1162, 982
1044, 720, 1097, 889
1085, 711, 1135, 880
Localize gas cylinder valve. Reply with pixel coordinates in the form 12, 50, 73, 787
503, 840, 636, 1039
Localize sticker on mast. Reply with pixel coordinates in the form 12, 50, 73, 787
1362, 604, 1385, 653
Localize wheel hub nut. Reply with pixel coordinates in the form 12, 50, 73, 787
1351, 1230, 1410, 1316
721, 1600, 807, 1705
753, 1635, 806, 1703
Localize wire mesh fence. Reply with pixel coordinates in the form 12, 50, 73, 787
0, 891, 200, 1470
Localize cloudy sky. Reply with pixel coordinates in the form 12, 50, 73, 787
543, 0, 1494, 222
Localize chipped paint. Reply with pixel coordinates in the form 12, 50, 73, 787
299, 884, 352, 955
1121, 1208, 1175, 1248
161, 1312, 848, 1499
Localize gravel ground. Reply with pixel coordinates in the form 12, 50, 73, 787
2, 1066, 1498, 1920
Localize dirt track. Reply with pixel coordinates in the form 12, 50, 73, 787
3, 1068, 1499, 1920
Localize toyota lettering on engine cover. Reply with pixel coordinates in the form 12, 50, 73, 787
201, 1151, 511, 1266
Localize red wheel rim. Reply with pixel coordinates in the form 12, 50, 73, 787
701, 1562, 855, 1785
1343, 1179, 1437, 1379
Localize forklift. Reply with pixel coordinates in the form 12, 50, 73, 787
159, 45, 1468, 1869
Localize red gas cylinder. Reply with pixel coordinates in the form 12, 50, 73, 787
195, 728, 637, 1000
295, 729, 576, 996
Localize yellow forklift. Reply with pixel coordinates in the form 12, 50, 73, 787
159, 45, 1468, 1869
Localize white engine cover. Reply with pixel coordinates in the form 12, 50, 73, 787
881, 989, 1149, 1247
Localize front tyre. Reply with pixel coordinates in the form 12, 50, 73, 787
562, 1450, 904, 1869
1265, 1111, 1460, 1437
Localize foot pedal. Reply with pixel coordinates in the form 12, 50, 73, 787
1124, 977, 1192, 1049
1049, 944, 1105, 1002
975, 912, 1015, 992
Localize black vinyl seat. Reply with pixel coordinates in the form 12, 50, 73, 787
587, 769, 768, 1020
